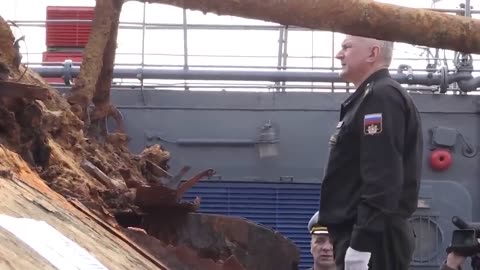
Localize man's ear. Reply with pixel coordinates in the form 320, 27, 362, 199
366, 46, 380, 63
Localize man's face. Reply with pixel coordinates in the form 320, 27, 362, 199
310, 234, 335, 267
335, 35, 376, 84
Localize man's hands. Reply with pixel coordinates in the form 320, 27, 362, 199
445, 252, 466, 269
345, 247, 371, 270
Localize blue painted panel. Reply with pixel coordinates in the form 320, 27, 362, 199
184, 181, 321, 270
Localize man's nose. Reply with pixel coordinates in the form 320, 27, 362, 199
320, 243, 333, 250
335, 50, 343, 60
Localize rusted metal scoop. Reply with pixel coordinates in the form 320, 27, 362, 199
134, 168, 215, 209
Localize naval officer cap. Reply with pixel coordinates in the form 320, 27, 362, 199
308, 211, 329, 235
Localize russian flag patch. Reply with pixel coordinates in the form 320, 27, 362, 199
364, 113, 382, 135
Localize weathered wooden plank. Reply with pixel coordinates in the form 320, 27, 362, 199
145, 0, 480, 54
0, 145, 165, 270
0, 81, 50, 100
69, 199, 169, 270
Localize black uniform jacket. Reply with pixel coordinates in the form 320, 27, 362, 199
318, 68, 423, 252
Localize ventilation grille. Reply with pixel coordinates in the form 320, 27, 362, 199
409, 215, 444, 266
46, 6, 94, 48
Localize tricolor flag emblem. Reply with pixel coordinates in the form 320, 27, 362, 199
364, 113, 382, 135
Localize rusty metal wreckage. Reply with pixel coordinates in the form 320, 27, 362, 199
0, 23, 300, 270
91, 164, 300, 270
0, 48, 299, 270
5, 1, 480, 270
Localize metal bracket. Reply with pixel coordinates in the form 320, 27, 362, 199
144, 120, 279, 148
62, 60, 73, 86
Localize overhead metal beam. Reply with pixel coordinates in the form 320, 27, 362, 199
142, 0, 480, 54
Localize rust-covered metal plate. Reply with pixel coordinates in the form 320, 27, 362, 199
142, 212, 300, 270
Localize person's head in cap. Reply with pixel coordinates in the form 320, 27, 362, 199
308, 211, 335, 270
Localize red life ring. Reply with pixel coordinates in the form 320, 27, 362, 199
430, 149, 452, 171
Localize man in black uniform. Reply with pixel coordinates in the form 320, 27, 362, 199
317, 35, 423, 270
